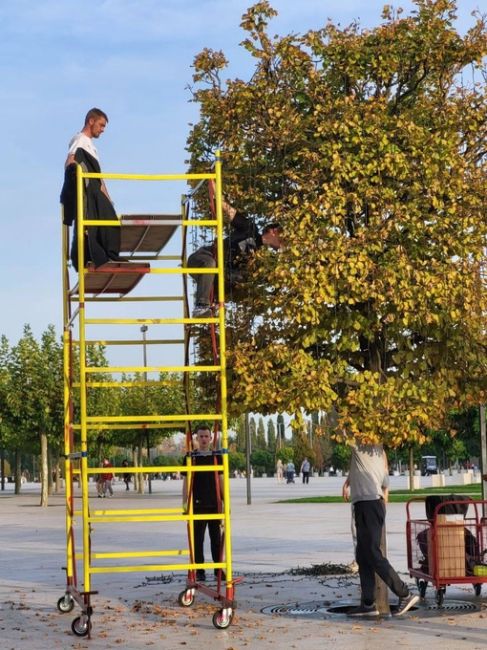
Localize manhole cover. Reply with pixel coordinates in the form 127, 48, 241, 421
261, 599, 480, 619
422, 600, 480, 613
261, 601, 330, 619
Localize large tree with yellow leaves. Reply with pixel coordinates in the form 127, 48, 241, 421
187, 0, 487, 447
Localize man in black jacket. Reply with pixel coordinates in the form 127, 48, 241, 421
187, 184, 281, 317
182, 426, 224, 582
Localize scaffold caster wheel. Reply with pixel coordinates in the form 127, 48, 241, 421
435, 588, 445, 606
212, 608, 233, 629
71, 615, 91, 637
57, 594, 75, 613
418, 580, 427, 599
178, 589, 195, 607
474, 584, 482, 596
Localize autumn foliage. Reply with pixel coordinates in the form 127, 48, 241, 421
187, 0, 487, 446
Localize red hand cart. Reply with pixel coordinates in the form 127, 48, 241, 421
406, 496, 487, 606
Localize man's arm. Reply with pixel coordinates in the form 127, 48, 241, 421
65, 150, 113, 203
342, 477, 350, 502
209, 180, 236, 221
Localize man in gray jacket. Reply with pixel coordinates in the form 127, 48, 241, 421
343, 443, 419, 616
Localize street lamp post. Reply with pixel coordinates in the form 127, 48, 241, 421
140, 325, 152, 494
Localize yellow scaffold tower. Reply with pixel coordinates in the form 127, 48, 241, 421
59, 153, 237, 637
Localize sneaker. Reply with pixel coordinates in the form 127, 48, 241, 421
192, 304, 212, 318
214, 569, 226, 581
196, 570, 206, 582
347, 603, 379, 616
395, 592, 419, 616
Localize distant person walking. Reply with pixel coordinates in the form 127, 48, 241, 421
286, 461, 295, 484
300, 457, 311, 484
122, 459, 132, 491
276, 459, 284, 483
100, 458, 114, 497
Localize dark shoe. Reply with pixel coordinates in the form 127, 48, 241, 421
214, 569, 226, 581
395, 592, 419, 616
347, 603, 379, 616
196, 570, 206, 582
192, 304, 212, 318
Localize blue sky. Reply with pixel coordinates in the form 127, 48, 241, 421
0, 0, 482, 347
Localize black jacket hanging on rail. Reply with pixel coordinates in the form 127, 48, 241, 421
60, 148, 121, 270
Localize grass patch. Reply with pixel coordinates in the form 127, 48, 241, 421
278, 483, 482, 504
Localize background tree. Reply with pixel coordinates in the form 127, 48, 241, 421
0, 336, 14, 489
266, 417, 276, 455
229, 450, 247, 474
118, 372, 184, 493
5, 326, 63, 505
234, 414, 247, 451
256, 416, 267, 449
276, 414, 285, 448
188, 0, 487, 448
188, 0, 486, 614
249, 416, 257, 451
276, 446, 294, 464
292, 430, 315, 474
250, 448, 274, 476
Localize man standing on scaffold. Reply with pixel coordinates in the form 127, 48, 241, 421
187, 181, 282, 317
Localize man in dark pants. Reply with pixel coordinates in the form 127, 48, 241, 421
182, 426, 224, 582
343, 444, 419, 616
187, 182, 282, 317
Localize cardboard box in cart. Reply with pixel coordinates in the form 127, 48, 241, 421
428, 514, 466, 578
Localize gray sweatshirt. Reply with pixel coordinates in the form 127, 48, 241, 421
349, 444, 389, 504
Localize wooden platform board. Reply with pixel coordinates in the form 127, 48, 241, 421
71, 214, 181, 296
74, 262, 151, 296
119, 214, 181, 255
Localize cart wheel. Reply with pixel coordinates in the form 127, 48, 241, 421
212, 608, 233, 630
418, 580, 428, 599
435, 589, 445, 606
178, 589, 195, 607
474, 584, 482, 597
71, 616, 91, 637
57, 594, 75, 613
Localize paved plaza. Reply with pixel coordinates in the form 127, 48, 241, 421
1, 475, 486, 649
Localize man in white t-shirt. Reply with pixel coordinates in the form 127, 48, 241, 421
65, 107, 112, 201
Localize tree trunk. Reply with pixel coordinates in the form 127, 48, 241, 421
409, 446, 415, 491
0, 443, 5, 491
47, 450, 53, 496
369, 340, 390, 615
40, 432, 49, 507
375, 520, 390, 615
15, 451, 21, 495
136, 442, 144, 494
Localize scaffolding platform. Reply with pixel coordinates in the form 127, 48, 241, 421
60, 156, 236, 637
119, 213, 181, 256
